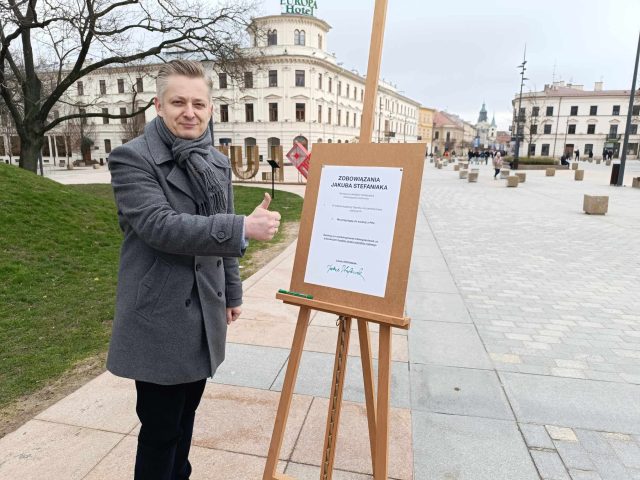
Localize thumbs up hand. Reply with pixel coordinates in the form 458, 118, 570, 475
245, 193, 281, 241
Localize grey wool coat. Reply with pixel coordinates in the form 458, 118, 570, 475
107, 121, 245, 385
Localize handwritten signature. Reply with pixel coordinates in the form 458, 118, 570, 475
327, 264, 365, 280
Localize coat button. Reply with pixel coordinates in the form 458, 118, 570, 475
195, 263, 201, 271
217, 260, 222, 267
217, 231, 225, 239
217, 292, 222, 297
185, 299, 191, 307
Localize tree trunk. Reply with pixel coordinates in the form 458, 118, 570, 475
18, 131, 44, 173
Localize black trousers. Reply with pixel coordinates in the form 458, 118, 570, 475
134, 378, 207, 480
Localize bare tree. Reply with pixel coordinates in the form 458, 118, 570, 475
0, 0, 257, 173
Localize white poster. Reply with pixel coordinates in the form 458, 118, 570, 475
304, 165, 403, 297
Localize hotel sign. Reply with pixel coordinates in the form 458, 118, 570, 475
281, 0, 318, 16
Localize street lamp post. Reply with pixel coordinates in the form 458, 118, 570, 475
617, 31, 640, 186
513, 47, 528, 170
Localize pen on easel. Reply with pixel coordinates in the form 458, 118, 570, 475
278, 289, 314, 299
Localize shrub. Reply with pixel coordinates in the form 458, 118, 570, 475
503, 156, 558, 165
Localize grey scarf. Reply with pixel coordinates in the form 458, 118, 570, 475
155, 117, 227, 216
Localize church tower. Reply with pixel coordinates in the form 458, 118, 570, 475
478, 102, 488, 123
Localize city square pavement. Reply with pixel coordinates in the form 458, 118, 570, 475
0, 159, 639, 479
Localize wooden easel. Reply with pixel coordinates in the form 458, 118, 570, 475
263, 1, 425, 479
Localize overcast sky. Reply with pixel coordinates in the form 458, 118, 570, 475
258, 0, 640, 130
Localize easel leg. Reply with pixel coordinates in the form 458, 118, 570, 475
320, 316, 352, 480
374, 325, 392, 480
357, 318, 377, 475
263, 307, 311, 480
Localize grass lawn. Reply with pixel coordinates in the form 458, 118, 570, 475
0, 164, 302, 410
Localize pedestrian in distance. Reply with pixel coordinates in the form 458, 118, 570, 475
589, 149, 593, 160
106, 59, 281, 480
575, 149, 580, 161
493, 151, 503, 179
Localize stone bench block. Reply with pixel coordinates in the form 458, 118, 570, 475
574, 170, 584, 181
571, 163, 579, 170
92, 164, 100, 169
583, 195, 608, 215
500, 170, 510, 179
507, 176, 519, 187
546, 168, 556, 176
459, 170, 468, 179
468, 171, 478, 182
606, 159, 611, 166
454, 164, 460, 171
437, 162, 443, 169
588, 158, 593, 163
516, 172, 526, 183
596, 159, 601, 164
632, 177, 640, 188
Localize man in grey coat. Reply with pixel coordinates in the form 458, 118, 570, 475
108, 60, 280, 480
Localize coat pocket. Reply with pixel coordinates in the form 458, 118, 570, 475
135, 257, 172, 320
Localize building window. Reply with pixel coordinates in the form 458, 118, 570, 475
633, 105, 640, 116
220, 104, 229, 123
568, 124, 576, 134
318, 34, 322, 49
268, 70, 278, 87
353, 86, 357, 100
294, 29, 305, 45
338, 81, 342, 96
104, 139, 112, 154
245, 104, 254, 122
77, 81, 84, 96
117, 78, 125, 93
544, 124, 552, 134
318, 73, 323, 89
120, 107, 127, 124
346, 110, 349, 127
529, 144, 536, 156
530, 124, 538, 134
328, 107, 332, 124
269, 103, 278, 122
541, 144, 550, 156
337, 109, 341, 126
296, 103, 305, 122
612, 105, 620, 116
56, 136, 66, 157
609, 124, 618, 137
353, 112, 357, 127
99, 80, 107, 95
587, 124, 595, 134
361, 91, 364, 101
102, 108, 109, 124
317, 105, 322, 123
295, 70, 305, 87
346, 84, 350, 98
244, 72, 253, 89
584, 143, 593, 155
590, 105, 598, 116
546, 106, 554, 116
42, 137, 51, 157
630, 124, 638, 135
532, 106, 539, 117
136, 77, 144, 92
570, 106, 578, 116
328, 77, 332, 93
435, 131, 439, 140
219, 73, 228, 89
267, 29, 277, 46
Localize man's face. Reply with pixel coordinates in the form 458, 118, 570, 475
154, 75, 213, 139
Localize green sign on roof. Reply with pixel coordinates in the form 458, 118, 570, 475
281, 0, 318, 17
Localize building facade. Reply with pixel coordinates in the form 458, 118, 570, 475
0, 13, 421, 166
432, 111, 465, 155
418, 106, 435, 154
512, 81, 640, 159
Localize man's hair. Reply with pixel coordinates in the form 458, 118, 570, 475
156, 60, 213, 100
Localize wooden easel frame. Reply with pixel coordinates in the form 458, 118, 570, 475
263, 1, 425, 478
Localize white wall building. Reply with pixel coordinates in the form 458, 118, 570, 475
512, 81, 640, 159
0, 12, 420, 166
212, 13, 420, 156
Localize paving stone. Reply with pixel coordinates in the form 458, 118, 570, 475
412, 411, 539, 480
500, 372, 640, 433
410, 364, 514, 420
547, 425, 578, 442
589, 452, 630, 480
409, 321, 491, 369
211, 343, 289, 390
554, 440, 595, 471
530, 450, 571, 479
520, 423, 555, 449
406, 292, 472, 323
567, 471, 602, 480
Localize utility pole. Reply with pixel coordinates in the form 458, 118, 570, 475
513, 45, 528, 170
617, 31, 640, 186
